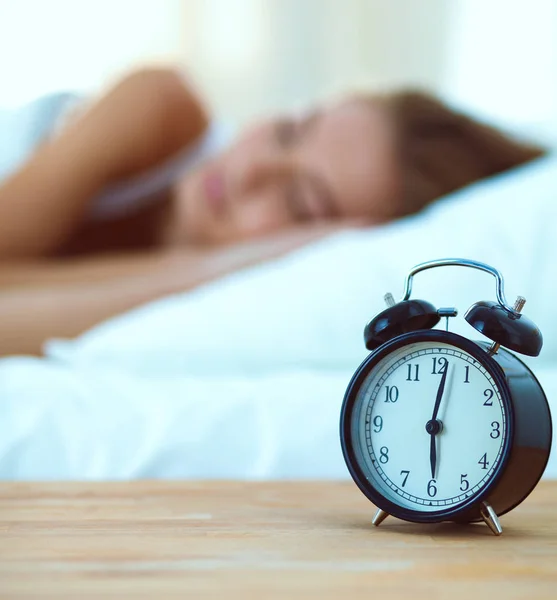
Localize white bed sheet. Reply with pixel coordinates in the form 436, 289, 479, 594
1, 357, 556, 480
1, 356, 557, 481
0, 358, 349, 480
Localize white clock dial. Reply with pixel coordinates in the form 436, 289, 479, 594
351, 341, 507, 512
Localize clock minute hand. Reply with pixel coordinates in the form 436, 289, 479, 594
429, 363, 449, 480
432, 363, 449, 422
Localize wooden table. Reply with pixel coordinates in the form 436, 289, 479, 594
0, 481, 556, 599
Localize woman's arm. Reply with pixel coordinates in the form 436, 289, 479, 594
0, 249, 239, 357
0, 224, 344, 356
0, 252, 211, 357
0, 68, 208, 259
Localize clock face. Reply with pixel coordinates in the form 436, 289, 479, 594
346, 339, 509, 515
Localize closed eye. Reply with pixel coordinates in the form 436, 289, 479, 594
274, 118, 298, 147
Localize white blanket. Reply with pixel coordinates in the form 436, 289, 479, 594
2, 153, 557, 480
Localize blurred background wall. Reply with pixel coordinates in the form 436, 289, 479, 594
1, 0, 556, 136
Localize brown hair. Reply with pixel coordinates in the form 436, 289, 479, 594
381, 90, 546, 217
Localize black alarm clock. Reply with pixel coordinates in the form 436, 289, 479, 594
340, 258, 552, 535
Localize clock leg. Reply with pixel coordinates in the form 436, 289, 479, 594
372, 508, 389, 527
480, 501, 503, 536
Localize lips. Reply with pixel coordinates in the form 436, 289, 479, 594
203, 170, 226, 216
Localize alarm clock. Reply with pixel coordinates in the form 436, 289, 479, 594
340, 258, 552, 535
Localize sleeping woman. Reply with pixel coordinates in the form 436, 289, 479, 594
0, 68, 544, 356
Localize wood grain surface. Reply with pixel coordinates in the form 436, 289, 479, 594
0, 481, 556, 599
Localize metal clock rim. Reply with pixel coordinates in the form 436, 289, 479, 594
339, 329, 515, 524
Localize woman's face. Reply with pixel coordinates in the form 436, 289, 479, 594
166, 98, 397, 246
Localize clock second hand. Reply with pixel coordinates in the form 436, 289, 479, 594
427, 362, 449, 480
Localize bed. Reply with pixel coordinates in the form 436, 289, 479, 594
2, 153, 557, 480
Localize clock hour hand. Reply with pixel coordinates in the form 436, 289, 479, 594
430, 433, 436, 480
427, 362, 449, 480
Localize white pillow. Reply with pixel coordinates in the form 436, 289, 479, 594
47, 153, 557, 376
